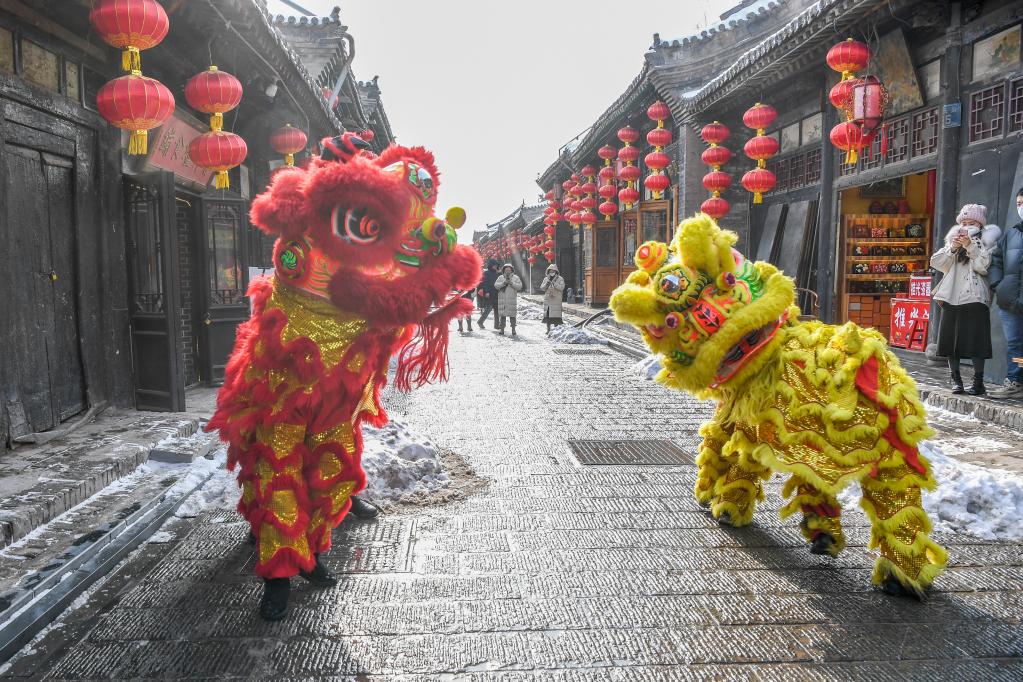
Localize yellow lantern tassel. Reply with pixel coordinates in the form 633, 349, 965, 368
122, 47, 141, 73
754, 192, 763, 204
847, 148, 858, 165
215, 170, 230, 190
210, 112, 223, 133
285, 153, 295, 166
128, 129, 148, 155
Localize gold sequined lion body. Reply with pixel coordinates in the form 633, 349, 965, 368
609, 213, 947, 597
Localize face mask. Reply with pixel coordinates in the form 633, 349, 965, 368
1017, 205, 1023, 220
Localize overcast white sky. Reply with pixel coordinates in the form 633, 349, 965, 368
268, 0, 741, 240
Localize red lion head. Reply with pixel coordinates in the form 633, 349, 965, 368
250, 133, 482, 388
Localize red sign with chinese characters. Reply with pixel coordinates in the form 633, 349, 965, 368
908, 274, 932, 300
144, 115, 214, 187
890, 298, 930, 350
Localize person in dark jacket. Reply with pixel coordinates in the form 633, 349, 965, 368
477, 259, 500, 329
456, 287, 474, 333
988, 188, 1023, 399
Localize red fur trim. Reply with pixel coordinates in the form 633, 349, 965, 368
855, 356, 926, 476
394, 298, 472, 391
375, 144, 440, 191
249, 168, 307, 239
255, 545, 316, 579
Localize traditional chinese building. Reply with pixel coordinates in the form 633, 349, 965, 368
0, 0, 393, 448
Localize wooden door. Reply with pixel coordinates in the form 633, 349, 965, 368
198, 197, 248, 385
124, 171, 184, 412
3, 122, 85, 434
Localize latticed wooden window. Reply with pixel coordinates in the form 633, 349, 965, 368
860, 130, 883, 171
838, 150, 858, 176
911, 107, 940, 156
885, 116, 910, 164
804, 149, 821, 185
774, 157, 791, 192
789, 152, 805, 189
1009, 78, 1023, 133
969, 84, 1005, 143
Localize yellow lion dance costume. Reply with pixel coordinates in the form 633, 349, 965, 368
610, 214, 947, 597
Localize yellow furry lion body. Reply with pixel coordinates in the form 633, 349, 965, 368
610, 214, 947, 596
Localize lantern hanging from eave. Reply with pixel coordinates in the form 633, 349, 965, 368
95, 74, 174, 155
360, 129, 375, 143
617, 125, 640, 209
89, 0, 169, 73
852, 74, 888, 140
185, 66, 243, 133
269, 124, 308, 167
829, 121, 864, 166
528, 256, 537, 265
699, 121, 732, 218
741, 103, 778, 204
597, 144, 618, 219
545, 190, 555, 200
644, 101, 672, 199
544, 250, 555, 262
827, 38, 871, 82
189, 130, 248, 190
826, 38, 873, 165
579, 167, 598, 223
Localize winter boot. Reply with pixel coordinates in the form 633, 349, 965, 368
810, 532, 836, 557
511, 318, 517, 337
457, 320, 464, 332
949, 359, 964, 394
259, 577, 291, 621
348, 495, 380, 520
467, 319, 473, 332
967, 359, 986, 396
299, 554, 338, 588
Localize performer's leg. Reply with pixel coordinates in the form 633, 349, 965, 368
860, 462, 948, 598
694, 419, 732, 508
780, 476, 846, 557
712, 450, 770, 527
305, 420, 363, 570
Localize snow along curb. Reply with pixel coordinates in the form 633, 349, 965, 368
920, 389, 1023, 436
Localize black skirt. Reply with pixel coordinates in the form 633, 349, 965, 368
936, 301, 992, 359
542, 306, 562, 325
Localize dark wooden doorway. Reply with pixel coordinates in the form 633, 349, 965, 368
124, 171, 184, 412
198, 197, 249, 385
2, 121, 86, 433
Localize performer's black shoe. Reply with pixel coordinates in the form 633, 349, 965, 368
809, 533, 835, 556
247, 530, 256, 545
879, 574, 913, 599
299, 555, 338, 588
259, 577, 290, 621
716, 511, 734, 527
348, 495, 380, 520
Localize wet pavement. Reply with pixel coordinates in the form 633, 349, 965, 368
3, 317, 1023, 679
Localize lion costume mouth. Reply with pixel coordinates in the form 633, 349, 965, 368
710, 311, 788, 388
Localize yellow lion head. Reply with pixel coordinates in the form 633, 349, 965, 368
609, 213, 797, 395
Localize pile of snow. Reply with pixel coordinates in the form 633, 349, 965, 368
549, 325, 609, 345
633, 355, 663, 381
518, 305, 544, 321
838, 441, 1023, 542
172, 448, 237, 518
361, 421, 451, 505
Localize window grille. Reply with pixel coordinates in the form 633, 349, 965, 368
969, 84, 1005, 143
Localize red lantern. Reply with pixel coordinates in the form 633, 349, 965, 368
742, 103, 777, 133
580, 181, 597, 195
827, 38, 871, 79
89, 0, 169, 73
830, 121, 864, 165
598, 144, 616, 161
852, 75, 886, 135
617, 126, 639, 144
829, 77, 861, 113
644, 174, 670, 195
598, 166, 615, 181
360, 129, 375, 143
618, 145, 640, 164
619, 165, 641, 182
544, 225, 554, 236
528, 256, 537, 265
185, 66, 243, 132
545, 239, 555, 249
741, 168, 776, 204
617, 126, 640, 210
96, 74, 174, 154
599, 200, 618, 218
702, 170, 732, 194
550, 199, 562, 210
701, 196, 730, 219
700, 122, 730, 145
581, 212, 597, 226
581, 165, 596, 177
644, 151, 670, 170
545, 190, 555, 200
701, 146, 731, 168
644, 100, 672, 199
545, 251, 555, 262
562, 180, 574, 192
189, 131, 248, 190
619, 186, 640, 206
270, 124, 308, 167
598, 183, 617, 199
646, 100, 670, 122
647, 127, 672, 148
743, 136, 780, 162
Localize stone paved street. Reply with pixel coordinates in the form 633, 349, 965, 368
4, 318, 1023, 680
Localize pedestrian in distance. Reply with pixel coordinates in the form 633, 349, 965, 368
457, 287, 475, 333
930, 203, 1000, 395
477, 259, 501, 329
988, 188, 1023, 399
541, 263, 566, 335
494, 263, 523, 336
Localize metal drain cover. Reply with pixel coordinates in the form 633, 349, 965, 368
552, 347, 609, 356
568, 439, 693, 466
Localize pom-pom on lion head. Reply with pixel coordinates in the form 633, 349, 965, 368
249, 133, 481, 326
610, 213, 796, 395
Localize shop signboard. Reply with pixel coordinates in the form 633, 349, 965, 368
144, 114, 214, 189
890, 298, 929, 350
908, 274, 931, 299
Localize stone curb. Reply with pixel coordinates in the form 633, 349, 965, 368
0, 418, 203, 549
920, 388, 1023, 434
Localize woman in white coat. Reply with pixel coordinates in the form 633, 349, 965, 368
930, 203, 1001, 395
541, 264, 566, 335
494, 263, 523, 336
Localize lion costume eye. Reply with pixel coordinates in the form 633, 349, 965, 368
332, 205, 380, 244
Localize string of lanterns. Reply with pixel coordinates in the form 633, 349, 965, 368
740, 102, 778, 204
185, 66, 247, 189
700, 121, 732, 219
579, 166, 597, 227
597, 145, 618, 219
91, 0, 174, 155
826, 38, 888, 166
644, 101, 672, 199
617, 126, 641, 209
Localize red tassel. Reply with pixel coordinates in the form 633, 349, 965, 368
879, 123, 888, 157
394, 298, 473, 391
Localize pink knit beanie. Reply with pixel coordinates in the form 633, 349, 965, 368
957, 203, 987, 225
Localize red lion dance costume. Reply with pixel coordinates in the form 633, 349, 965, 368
207, 134, 481, 620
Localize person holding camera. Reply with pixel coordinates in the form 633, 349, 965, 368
541, 263, 566, 335
930, 204, 1001, 395
493, 263, 523, 336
